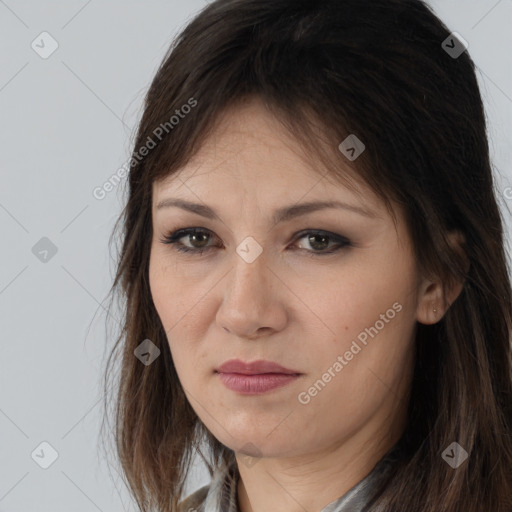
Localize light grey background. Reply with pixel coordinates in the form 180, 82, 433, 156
0, 1, 510, 510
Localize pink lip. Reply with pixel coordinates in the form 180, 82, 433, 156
216, 358, 300, 375
215, 359, 302, 395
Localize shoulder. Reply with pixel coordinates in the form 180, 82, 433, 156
177, 484, 210, 512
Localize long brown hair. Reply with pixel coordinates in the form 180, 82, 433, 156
101, 0, 512, 510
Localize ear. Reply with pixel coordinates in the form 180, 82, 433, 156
416, 231, 470, 325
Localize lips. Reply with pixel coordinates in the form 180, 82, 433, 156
215, 359, 302, 395
215, 358, 301, 375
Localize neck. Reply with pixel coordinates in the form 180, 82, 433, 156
235, 414, 405, 512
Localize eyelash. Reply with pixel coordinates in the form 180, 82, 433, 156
158, 227, 351, 257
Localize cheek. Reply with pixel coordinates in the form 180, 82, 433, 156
149, 253, 194, 327
312, 271, 415, 390
149, 255, 211, 371
149, 264, 174, 332
313, 274, 395, 344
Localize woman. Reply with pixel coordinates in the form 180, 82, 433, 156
102, 0, 512, 510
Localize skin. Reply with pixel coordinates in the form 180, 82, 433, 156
149, 97, 464, 512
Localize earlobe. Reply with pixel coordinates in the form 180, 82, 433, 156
416, 230, 469, 325
416, 279, 465, 325
416, 280, 445, 325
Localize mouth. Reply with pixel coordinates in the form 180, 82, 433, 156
215, 372, 301, 394
214, 359, 302, 395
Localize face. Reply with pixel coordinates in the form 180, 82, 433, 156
149, 98, 425, 461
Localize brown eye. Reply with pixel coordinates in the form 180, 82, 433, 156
159, 227, 350, 257
160, 228, 218, 254
291, 230, 351, 255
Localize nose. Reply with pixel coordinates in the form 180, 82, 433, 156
215, 248, 288, 339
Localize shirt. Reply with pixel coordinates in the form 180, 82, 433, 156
177, 445, 399, 512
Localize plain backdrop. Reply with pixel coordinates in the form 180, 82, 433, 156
0, 1, 511, 510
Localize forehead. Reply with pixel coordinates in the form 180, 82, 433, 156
153, 99, 379, 208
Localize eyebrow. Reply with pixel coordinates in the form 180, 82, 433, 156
155, 198, 379, 223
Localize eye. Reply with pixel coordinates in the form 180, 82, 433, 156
159, 227, 351, 256
159, 228, 218, 255
292, 230, 350, 256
